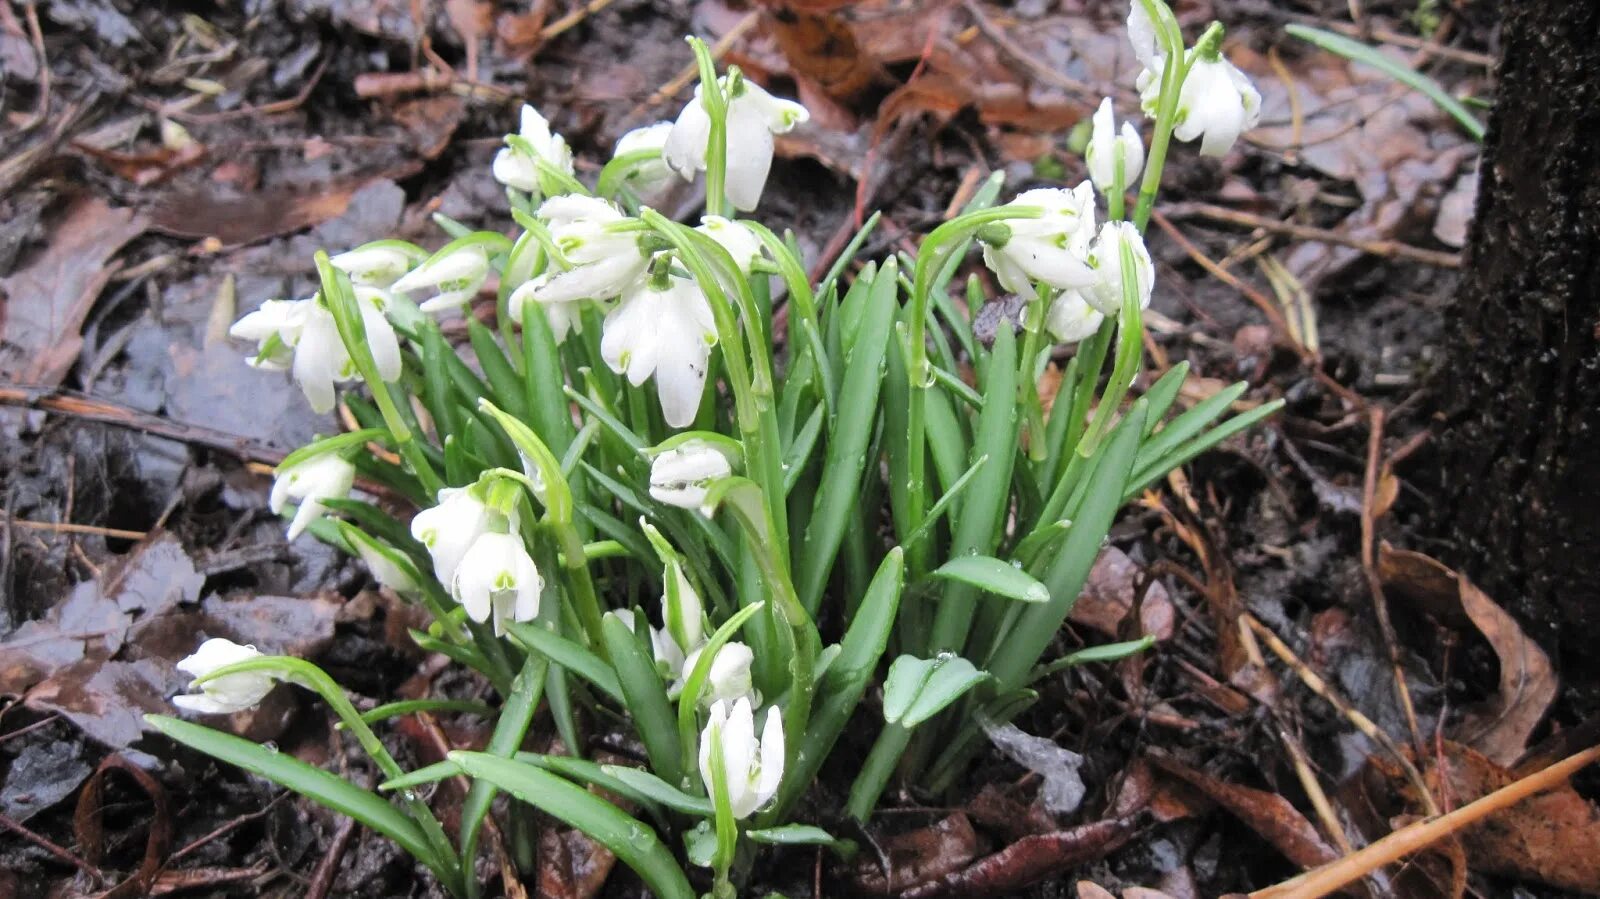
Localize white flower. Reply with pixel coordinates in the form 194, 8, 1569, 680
233, 290, 400, 413
601, 271, 718, 428
353, 286, 403, 383
345, 527, 420, 596
173, 638, 274, 714
680, 642, 756, 707
663, 565, 706, 652
525, 195, 651, 316
614, 122, 677, 193
698, 698, 784, 819
410, 487, 496, 586
229, 299, 306, 372
696, 216, 764, 275
287, 300, 349, 413
1085, 98, 1145, 194
392, 244, 490, 313
1172, 55, 1261, 157
649, 440, 733, 512
1082, 221, 1156, 316
980, 185, 1099, 295
609, 609, 688, 683
269, 452, 355, 540
1045, 291, 1106, 343
663, 78, 809, 212
493, 104, 575, 193
453, 532, 543, 636
331, 242, 422, 288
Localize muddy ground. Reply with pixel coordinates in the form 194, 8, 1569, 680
6, 1, 1590, 897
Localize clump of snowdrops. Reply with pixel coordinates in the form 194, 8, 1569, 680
149, 4, 1276, 896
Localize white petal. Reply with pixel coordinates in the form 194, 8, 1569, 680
720, 697, 758, 816
663, 96, 712, 179
1045, 291, 1105, 343
1127, 0, 1161, 70
357, 288, 403, 382
538, 194, 624, 228
698, 700, 727, 796
755, 706, 785, 804
697, 216, 764, 274
723, 104, 775, 212
493, 147, 539, 192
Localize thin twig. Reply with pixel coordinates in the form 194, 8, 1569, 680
1162, 202, 1462, 268
1276, 726, 1354, 855
0, 811, 99, 878
540, 0, 618, 42
304, 813, 359, 899
1251, 743, 1600, 899
8, 519, 147, 541
0, 386, 290, 467
635, 12, 761, 114
962, 1, 1095, 97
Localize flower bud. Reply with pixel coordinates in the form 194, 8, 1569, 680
649, 440, 733, 512
270, 452, 355, 540
493, 104, 575, 193
172, 638, 274, 714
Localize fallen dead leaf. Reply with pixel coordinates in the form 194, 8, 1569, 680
0, 197, 147, 386
148, 170, 420, 249
852, 812, 985, 895
1071, 547, 1175, 641
900, 818, 1137, 899
1378, 545, 1556, 765
1149, 754, 1340, 871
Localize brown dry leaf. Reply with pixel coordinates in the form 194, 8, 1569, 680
75, 753, 170, 899
392, 95, 467, 161
73, 139, 208, 186
1378, 545, 1556, 764
536, 826, 617, 899
1078, 884, 1118, 899
760, 3, 886, 104
900, 818, 1137, 899
1071, 547, 1175, 641
1374, 741, 1600, 894
1149, 755, 1340, 871
148, 170, 419, 249
0, 197, 147, 386
852, 812, 984, 895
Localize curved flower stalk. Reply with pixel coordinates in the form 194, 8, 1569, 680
493, 103, 575, 194
663, 75, 809, 212
601, 267, 719, 428
173, 639, 275, 714
699, 697, 784, 820
270, 450, 355, 540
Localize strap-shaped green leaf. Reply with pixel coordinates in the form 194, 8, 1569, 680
602, 614, 683, 786
882, 654, 990, 728
931, 556, 1050, 604
746, 824, 858, 859
506, 622, 624, 704
448, 752, 695, 899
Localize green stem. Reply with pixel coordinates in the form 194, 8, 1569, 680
845, 722, 912, 822
687, 38, 729, 218
1132, 1, 1191, 233
1017, 285, 1050, 463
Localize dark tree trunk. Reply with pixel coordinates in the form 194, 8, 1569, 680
1438, 2, 1600, 708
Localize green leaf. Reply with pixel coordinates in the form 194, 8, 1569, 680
448, 752, 695, 899
597, 764, 714, 816
506, 622, 625, 704
1029, 636, 1156, 684
467, 319, 529, 422
602, 614, 683, 786
1139, 361, 1190, 438
147, 715, 461, 893
459, 653, 546, 873
931, 556, 1050, 604
353, 699, 493, 726
1126, 399, 1284, 500
882, 654, 990, 727
746, 824, 858, 859
1286, 24, 1485, 141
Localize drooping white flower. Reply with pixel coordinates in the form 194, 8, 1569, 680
331, 242, 423, 288
979, 184, 1099, 296
649, 440, 733, 512
1045, 291, 1106, 344
680, 641, 757, 707
696, 216, 764, 275
344, 527, 421, 596
609, 609, 688, 683
698, 698, 784, 819
410, 487, 496, 586
391, 244, 490, 314
1171, 54, 1261, 157
173, 638, 275, 715
229, 299, 307, 372
663, 78, 809, 212
353, 286, 403, 383
452, 532, 543, 636
493, 104, 575, 193
1085, 98, 1145, 194
614, 121, 677, 194
269, 452, 355, 540
525, 195, 651, 316
1082, 221, 1156, 316
601, 271, 718, 428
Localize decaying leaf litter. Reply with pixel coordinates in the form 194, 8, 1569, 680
4, 1, 1591, 897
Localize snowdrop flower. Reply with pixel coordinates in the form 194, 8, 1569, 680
331, 242, 422, 288
614, 122, 677, 194
392, 244, 490, 313
411, 487, 498, 586
453, 532, 543, 636
979, 184, 1099, 295
228, 299, 306, 372
663, 78, 809, 212
1045, 291, 1106, 343
696, 216, 764, 275
522, 196, 652, 337
1172, 53, 1261, 157
344, 527, 421, 596
601, 270, 718, 428
698, 698, 784, 819
1085, 98, 1145, 194
680, 642, 756, 707
173, 638, 274, 714
270, 452, 355, 540
649, 440, 733, 513
662, 565, 706, 652
609, 609, 688, 682
1082, 221, 1155, 316
493, 104, 575, 193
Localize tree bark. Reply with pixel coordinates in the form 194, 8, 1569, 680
1439, 2, 1600, 707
